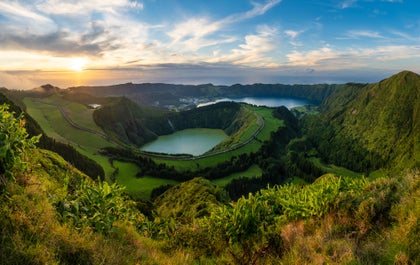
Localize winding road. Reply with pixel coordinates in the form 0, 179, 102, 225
32, 99, 110, 140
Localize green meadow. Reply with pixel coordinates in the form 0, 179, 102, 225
211, 164, 263, 187
113, 160, 179, 200
23, 96, 117, 177
310, 157, 362, 178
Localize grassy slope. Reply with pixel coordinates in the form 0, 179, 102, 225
0, 149, 192, 265
153, 177, 228, 222
23, 96, 117, 178
3, 148, 418, 264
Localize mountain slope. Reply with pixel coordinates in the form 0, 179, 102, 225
322, 70, 420, 170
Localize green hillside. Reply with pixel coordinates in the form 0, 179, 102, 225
153, 177, 228, 223
305, 71, 420, 172
336, 71, 420, 170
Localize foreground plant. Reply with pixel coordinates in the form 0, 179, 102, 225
0, 104, 39, 184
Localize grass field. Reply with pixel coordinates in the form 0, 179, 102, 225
23, 96, 117, 178
211, 164, 262, 186
310, 157, 362, 178
113, 160, 179, 200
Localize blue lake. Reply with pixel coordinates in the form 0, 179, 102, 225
140, 128, 227, 156
197, 97, 312, 108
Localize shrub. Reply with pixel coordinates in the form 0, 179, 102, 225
0, 104, 39, 183
55, 179, 145, 234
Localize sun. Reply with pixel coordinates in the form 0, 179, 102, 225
69, 58, 87, 72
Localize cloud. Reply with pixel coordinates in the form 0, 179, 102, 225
36, 0, 144, 15
0, 0, 282, 71
346, 30, 384, 39
287, 46, 341, 67
0, 71, 38, 90
227, 0, 282, 23
0, 1, 51, 23
211, 25, 279, 67
167, 18, 225, 51
340, 0, 357, 9
0, 50, 92, 71
285, 30, 300, 39
0, 1, 56, 34
0, 31, 104, 56
286, 45, 420, 69
285, 30, 304, 46
166, 0, 281, 54
0, 0, 155, 67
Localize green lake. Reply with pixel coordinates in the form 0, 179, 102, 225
140, 128, 228, 156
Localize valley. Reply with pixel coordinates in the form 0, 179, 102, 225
1, 71, 419, 264
18, 88, 300, 199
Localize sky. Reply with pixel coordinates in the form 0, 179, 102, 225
0, 0, 419, 89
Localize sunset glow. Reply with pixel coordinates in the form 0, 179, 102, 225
0, 0, 419, 89
68, 58, 87, 72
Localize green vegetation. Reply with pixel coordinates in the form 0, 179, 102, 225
55, 178, 141, 234
113, 160, 178, 200
22, 95, 114, 177
310, 71, 420, 172
310, 157, 362, 178
0, 104, 39, 181
154, 177, 228, 222
5, 94, 105, 180
211, 164, 263, 186
0, 99, 419, 264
